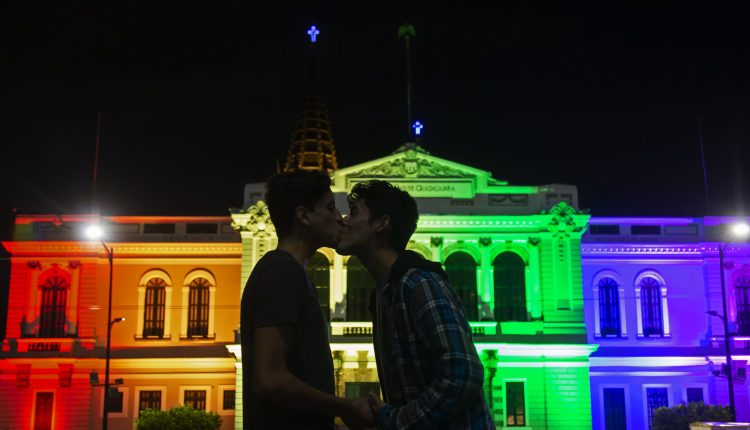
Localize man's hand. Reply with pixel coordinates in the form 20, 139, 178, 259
368, 393, 383, 417
341, 397, 375, 430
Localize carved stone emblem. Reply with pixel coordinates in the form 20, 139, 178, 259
348, 155, 472, 179
404, 160, 418, 175
545, 202, 584, 238
232, 201, 276, 237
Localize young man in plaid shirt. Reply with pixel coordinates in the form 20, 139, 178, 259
337, 180, 494, 429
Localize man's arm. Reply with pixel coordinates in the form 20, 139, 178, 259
253, 325, 373, 428
375, 271, 486, 429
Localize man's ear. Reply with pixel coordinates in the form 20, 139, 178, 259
294, 205, 312, 227
373, 215, 391, 234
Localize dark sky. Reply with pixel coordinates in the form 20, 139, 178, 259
2, 2, 750, 240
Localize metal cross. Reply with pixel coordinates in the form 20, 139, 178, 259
413, 121, 423, 136
307, 26, 320, 43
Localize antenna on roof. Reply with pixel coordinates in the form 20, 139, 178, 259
697, 115, 711, 214
399, 23, 416, 141
92, 112, 102, 213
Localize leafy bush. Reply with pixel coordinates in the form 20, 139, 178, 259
652, 402, 732, 430
135, 405, 222, 430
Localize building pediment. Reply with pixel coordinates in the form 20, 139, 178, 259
335, 144, 495, 181
331, 144, 512, 198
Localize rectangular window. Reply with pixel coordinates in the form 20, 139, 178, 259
184, 390, 207, 410
188, 286, 210, 338
34, 392, 54, 430
646, 387, 669, 429
603, 388, 626, 430
506, 381, 525, 427
143, 223, 175, 234
686, 387, 704, 403
186, 223, 218, 234
736, 286, 750, 336
39, 286, 67, 338
107, 388, 124, 413
139, 390, 162, 415
641, 285, 664, 337
590, 224, 621, 235
143, 287, 166, 338
344, 382, 381, 399
222, 389, 236, 410
631, 225, 661, 235
599, 283, 621, 337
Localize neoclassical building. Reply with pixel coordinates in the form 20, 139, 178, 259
3, 27, 750, 430
0, 215, 241, 430
2, 149, 750, 430
233, 144, 597, 429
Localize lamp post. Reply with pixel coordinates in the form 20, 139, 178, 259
709, 221, 750, 421
86, 224, 123, 430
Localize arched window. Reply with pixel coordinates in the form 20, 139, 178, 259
188, 277, 211, 338
640, 277, 663, 337
598, 277, 621, 337
307, 252, 331, 321
446, 252, 478, 321
493, 252, 527, 322
39, 274, 69, 338
143, 277, 167, 338
346, 256, 374, 321
735, 274, 750, 335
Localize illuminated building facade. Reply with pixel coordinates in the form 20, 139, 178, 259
0, 216, 241, 430
2, 155, 750, 429
235, 144, 597, 429
3, 25, 750, 430
583, 216, 750, 430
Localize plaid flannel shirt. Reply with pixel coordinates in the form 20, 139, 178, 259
372, 265, 495, 429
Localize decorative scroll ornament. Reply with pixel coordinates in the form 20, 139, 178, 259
348, 154, 471, 179
545, 202, 584, 237
232, 201, 276, 237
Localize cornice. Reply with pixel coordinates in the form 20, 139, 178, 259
582, 244, 750, 258
2, 241, 242, 257
582, 244, 703, 257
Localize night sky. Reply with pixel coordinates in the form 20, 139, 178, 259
3, 2, 750, 241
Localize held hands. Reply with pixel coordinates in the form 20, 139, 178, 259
368, 393, 383, 416
341, 396, 376, 430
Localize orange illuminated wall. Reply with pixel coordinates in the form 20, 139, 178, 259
1, 215, 242, 430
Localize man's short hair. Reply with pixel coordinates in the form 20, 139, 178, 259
265, 170, 331, 239
349, 180, 418, 251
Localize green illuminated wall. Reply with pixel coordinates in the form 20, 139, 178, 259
233, 146, 595, 429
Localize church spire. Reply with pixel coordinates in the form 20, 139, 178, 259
283, 26, 338, 174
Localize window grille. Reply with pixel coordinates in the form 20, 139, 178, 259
493, 252, 527, 322
446, 252, 479, 321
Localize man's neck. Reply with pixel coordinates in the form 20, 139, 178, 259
277, 236, 316, 267
358, 248, 400, 286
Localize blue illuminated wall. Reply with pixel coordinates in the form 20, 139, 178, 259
582, 217, 750, 429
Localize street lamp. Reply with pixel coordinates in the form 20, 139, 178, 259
710, 221, 750, 421
86, 224, 119, 430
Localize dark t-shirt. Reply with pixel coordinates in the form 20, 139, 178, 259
241, 250, 335, 429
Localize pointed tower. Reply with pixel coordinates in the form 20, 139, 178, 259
284, 26, 338, 174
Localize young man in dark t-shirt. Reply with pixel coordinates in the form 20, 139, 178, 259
240, 171, 374, 429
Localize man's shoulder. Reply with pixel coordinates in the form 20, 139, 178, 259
254, 250, 305, 274
245, 251, 307, 292
400, 267, 446, 284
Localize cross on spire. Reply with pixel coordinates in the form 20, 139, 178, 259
307, 25, 320, 43
413, 121, 423, 136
